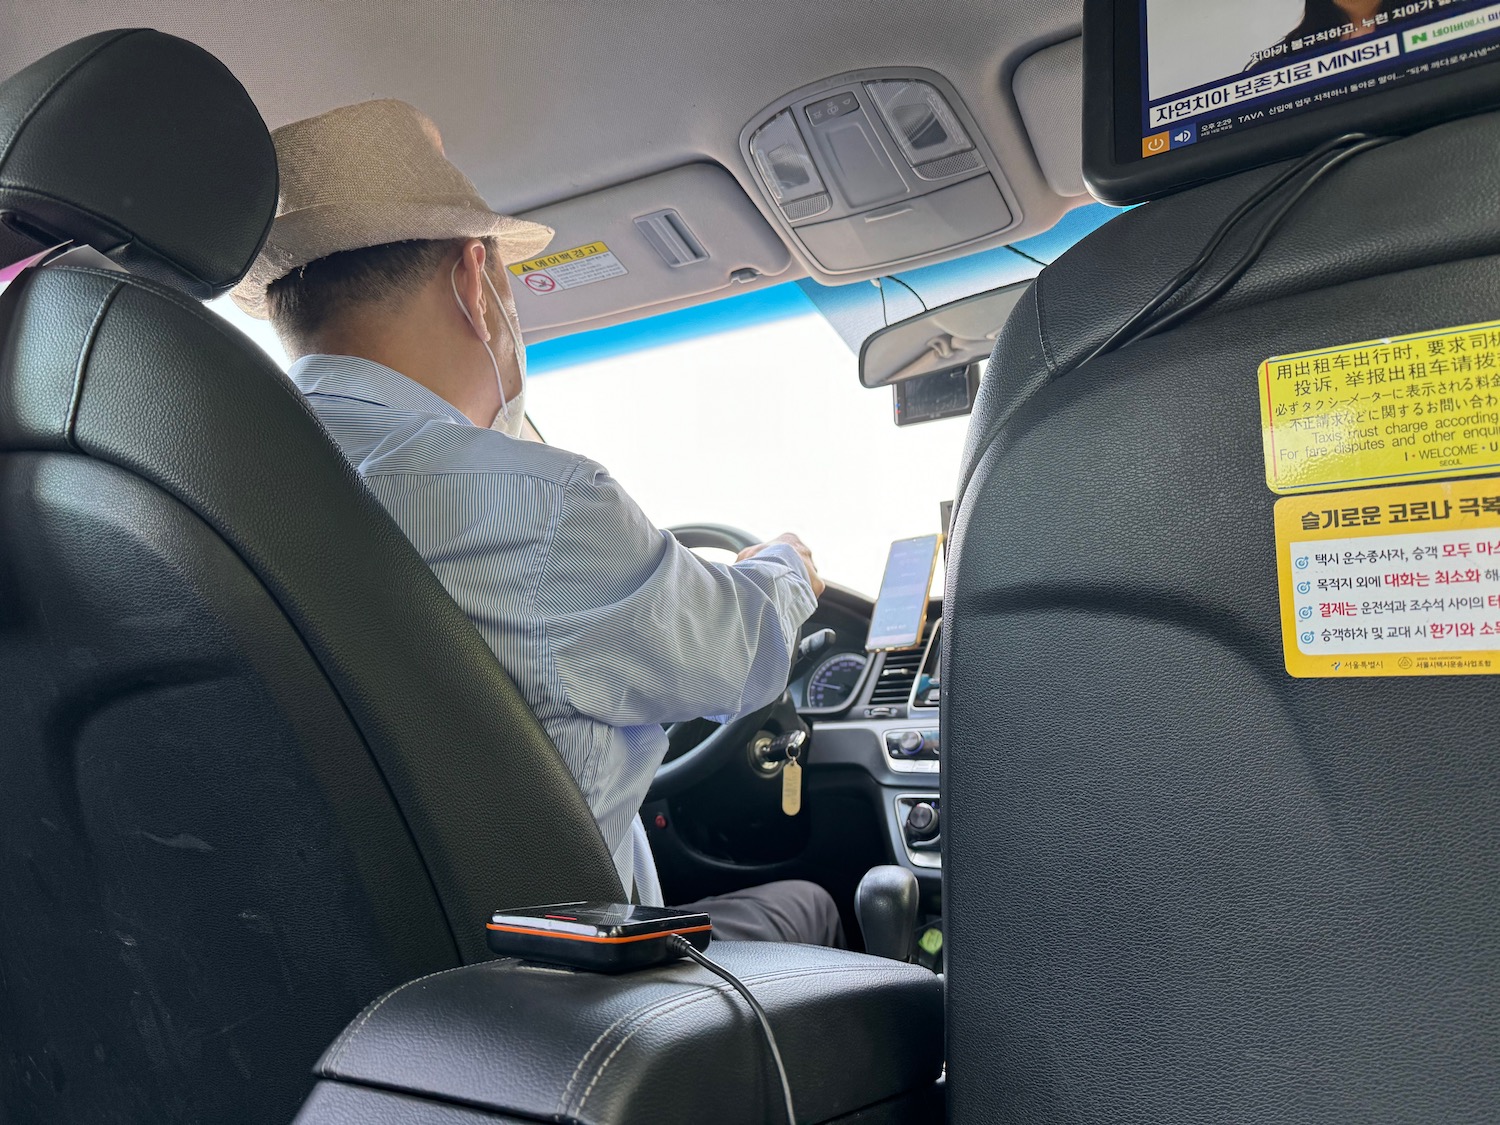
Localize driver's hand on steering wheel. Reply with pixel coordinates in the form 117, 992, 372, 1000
736, 532, 826, 597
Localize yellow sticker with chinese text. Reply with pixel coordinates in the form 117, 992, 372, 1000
1260, 320, 1500, 495
1275, 477, 1500, 677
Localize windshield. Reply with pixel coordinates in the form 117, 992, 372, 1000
523, 205, 1117, 595
526, 297, 960, 596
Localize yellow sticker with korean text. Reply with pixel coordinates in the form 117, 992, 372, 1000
1260, 320, 1500, 495
507, 241, 626, 295
1275, 477, 1500, 678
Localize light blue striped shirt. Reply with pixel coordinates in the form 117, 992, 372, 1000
289, 355, 818, 903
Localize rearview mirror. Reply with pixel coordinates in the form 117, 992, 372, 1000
858, 279, 1031, 390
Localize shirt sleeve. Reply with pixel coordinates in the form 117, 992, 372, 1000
533, 459, 818, 727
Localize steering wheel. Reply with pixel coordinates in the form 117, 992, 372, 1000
666, 522, 761, 557
649, 523, 809, 801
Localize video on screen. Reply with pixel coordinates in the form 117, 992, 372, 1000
1147, 0, 1499, 102
1141, 0, 1500, 143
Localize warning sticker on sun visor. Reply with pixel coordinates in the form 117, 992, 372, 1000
1274, 477, 1500, 677
509, 241, 627, 295
1259, 319, 1500, 495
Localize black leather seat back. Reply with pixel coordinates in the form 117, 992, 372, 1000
0, 31, 620, 1125
944, 113, 1500, 1123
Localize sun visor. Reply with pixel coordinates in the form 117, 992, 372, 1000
1013, 38, 1088, 199
512, 164, 794, 343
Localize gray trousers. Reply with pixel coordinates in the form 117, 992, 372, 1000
677, 879, 845, 947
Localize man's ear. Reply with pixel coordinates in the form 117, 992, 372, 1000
455, 238, 491, 343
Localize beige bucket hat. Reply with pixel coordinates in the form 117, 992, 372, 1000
231, 99, 553, 318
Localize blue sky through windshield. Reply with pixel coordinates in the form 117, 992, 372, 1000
528, 203, 1119, 376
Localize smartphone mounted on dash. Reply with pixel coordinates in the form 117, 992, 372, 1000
486, 902, 711, 973
867, 533, 941, 651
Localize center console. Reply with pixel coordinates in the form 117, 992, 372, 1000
885, 617, 942, 869
893, 794, 941, 870
805, 592, 945, 879
293, 941, 943, 1125
883, 725, 940, 773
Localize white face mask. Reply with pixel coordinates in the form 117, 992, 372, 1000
450, 259, 527, 437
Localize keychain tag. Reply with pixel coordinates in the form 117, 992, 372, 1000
781, 753, 803, 817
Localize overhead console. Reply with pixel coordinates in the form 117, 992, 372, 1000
741, 69, 1019, 282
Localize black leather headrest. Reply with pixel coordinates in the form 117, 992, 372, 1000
0, 29, 276, 299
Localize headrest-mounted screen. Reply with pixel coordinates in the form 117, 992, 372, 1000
1083, 0, 1500, 204
0, 28, 276, 299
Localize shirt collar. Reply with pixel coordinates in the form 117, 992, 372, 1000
287, 354, 474, 427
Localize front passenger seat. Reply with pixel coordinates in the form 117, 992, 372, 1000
942, 112, 1500, 1122
0, 29, 621, 1125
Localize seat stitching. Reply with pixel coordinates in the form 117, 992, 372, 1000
65, 280, 122, 449
322, 962, 480, 1074
565, 989, 725, 1115
558, 962, 856, 1112
569, 963, 917, 1116
0, 31, 133, 182
571, 994, 712, 1115
1033, 269, 1056, 374
559, 1001, 651, 1112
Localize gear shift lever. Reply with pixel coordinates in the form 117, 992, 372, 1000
855, 865, 918, 962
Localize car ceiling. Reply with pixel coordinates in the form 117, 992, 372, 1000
2, 0, 1089, 334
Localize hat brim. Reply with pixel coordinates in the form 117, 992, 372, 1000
230, 201, 554, 319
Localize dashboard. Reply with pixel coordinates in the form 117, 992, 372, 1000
791, 589, 940, 717
672, 532, 945, 880
802, 651, 869, 710
659, 529, 950, 889
789, 591, 875, 712
798, 651, 870, 714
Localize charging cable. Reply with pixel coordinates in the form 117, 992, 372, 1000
670, 935, 796, 1124
953, 134, 1396, 530
1077, 132, 1393, 367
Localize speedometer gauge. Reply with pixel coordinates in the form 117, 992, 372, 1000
804, 652, 869, 710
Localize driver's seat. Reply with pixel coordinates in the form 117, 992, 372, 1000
0, 30, 621, 1125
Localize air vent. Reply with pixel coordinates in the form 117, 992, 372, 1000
634, 209, 708, 267
869, 647, 925, 705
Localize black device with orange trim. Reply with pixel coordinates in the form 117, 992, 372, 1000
486, 902, 712, 972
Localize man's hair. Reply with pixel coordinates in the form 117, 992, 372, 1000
265, 236, 480, 351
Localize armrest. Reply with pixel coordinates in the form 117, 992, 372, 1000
295, 942, 942, 1125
